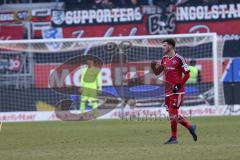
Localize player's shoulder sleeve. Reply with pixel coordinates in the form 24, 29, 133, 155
176, 54, 189, 73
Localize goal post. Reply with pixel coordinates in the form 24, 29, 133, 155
0, 33, 224, 116
212, 33, 219, 107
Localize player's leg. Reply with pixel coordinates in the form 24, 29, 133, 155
164, 95, 178, 144
88, 90, 98, 118
90, 92, 98, 110
176, 94, 198, 141
80, 95, 88, 113
176, 94, 192, 129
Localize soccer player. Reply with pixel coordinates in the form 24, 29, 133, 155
151, 39, 197, 144
80, 55, 102, 113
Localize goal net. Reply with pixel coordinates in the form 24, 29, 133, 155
0, 33, 225, 118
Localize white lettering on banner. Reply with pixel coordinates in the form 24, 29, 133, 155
218, 34, 240, 40
98, 105, 240, 119
68, 27, 137, 49
49, 69, 70, 88
49, 67, 113, 87
47, 64, 163, 88
142, 5, 162, 15
52, 8, 143, 26
0, 12, 14, 21
177, 3, 240, 21
1, 105, 240, 122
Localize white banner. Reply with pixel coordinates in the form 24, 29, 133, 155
51, 7, 143, 26
0, 105, 240, 122
176, 3, 240, 22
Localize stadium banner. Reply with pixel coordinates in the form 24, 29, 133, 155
176, 3, 240, 22
98, 105, 240, 119
33, 6, 176, 38
51, 8, 143, 26
0, 10, 31, 23
0, 57, 21, 72
0, 105, 240, 122
176, 3, 240, 57
31, 9, 52, 30
0, 25, 24, 40
0, 11, 16, 23
34, 60, 213, 88
176, 3, 240, 36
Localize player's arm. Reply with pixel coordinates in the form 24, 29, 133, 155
180, 63, 190, 85
172, 59, 190, 93
151, 60, 164, 75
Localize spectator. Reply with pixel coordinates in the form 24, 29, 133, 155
176, 0, 189, 6
183, 0, 205, 5
218, 0, 238, 4
19, 0, 29, 3
93, 0, 114, 9
187, 59, 201, 84
111, 0, 125, 7
130, 0, 138, 5
111, 0, 141, 7
203, 0, 217, 5
80, 55, 102, 114
101, 0, 114, 8
6, 0, 18, 3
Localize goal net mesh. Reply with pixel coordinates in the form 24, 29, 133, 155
0, 34, 225, 113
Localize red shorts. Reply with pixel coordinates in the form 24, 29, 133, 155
165, 94, 184, 115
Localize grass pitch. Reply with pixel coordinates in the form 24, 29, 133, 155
0, 116, 240, 160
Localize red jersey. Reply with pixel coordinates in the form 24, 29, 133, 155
160, 54, 190, 96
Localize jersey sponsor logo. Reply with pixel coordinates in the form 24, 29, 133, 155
172, 60, 177, 65
166, 67, 175, 70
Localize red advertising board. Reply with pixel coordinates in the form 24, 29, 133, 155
176, 20, 240, 39
62, 23, 148, 38
0, 25, 24, 40
35, 60, 214, 88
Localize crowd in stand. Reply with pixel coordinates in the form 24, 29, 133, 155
2, 0, 240, 7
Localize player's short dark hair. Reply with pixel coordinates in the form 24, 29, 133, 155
190, 59, 196, 66
87, 55, 94, 61
163, 39, 176, 48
